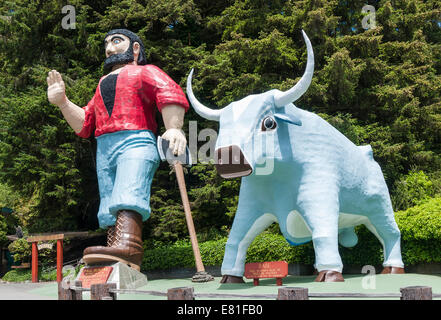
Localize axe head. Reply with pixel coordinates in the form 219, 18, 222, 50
157, 135, 192, 166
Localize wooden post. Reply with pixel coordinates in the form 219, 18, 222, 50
58, 280, 82, 300
90, 283, 117, 300
400, 286, 432, 300
167, 287, 195, 300
58, 280, 70, 300
56, 239, 63, 283
277, 287, 309, 300
71, 280, 83, 300
31, 242, 38, 283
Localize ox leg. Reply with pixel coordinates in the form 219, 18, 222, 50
298, 185, 344, 282
300, 212, 344, 282
365, 205, 404, 273
310, 234, 344, 282
220, 210, 276, 283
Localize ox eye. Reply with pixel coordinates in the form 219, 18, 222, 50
261, 116, 277, 131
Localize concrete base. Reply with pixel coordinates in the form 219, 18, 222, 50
108, 262, 148, 289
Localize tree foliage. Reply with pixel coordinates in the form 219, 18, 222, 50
0, 0, 439, 241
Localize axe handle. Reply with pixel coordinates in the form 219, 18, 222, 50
174, 161, 205, 273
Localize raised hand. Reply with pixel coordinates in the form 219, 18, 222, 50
47, 70, 67, 106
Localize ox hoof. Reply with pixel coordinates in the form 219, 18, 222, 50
220, 275, 245, 284
381, 267, 405, 274
314, 270, 345, 282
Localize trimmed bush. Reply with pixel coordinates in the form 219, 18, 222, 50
142, 238, 228, 270
142, 197, 441, 271
396, 197, 441, 264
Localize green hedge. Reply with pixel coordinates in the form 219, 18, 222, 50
1, 268, 60, 282
142, 197, 441, 271
396, 197, 441, 265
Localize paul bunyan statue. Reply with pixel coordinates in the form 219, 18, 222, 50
187, 31, 405, 282
47, 29, 189, 271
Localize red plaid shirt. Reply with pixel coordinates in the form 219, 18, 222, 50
76, 64, 189, 138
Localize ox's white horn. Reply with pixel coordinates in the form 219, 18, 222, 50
186, 69, 222, 121
274, 30, 314, 107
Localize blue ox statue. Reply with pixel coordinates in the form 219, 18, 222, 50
186, 31, 404, 282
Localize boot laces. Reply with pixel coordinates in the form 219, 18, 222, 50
107, 226, 116, 247
113, 212, 128, 246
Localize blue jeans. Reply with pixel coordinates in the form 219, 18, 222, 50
95, 130, 160, 228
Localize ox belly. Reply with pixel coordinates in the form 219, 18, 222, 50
284, 211, 381, 245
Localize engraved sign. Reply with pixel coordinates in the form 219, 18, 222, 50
244, 261, 288, 286
79, 266, 113, 288
37, 242, 54, 250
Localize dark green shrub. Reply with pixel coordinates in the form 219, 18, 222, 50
8, 238, 31, 264
0, 215, 7, 248
142, 233, 314, 271
7, 237, 59, 268
392, 170, 437, 211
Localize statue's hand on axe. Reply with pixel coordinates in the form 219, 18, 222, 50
161, 128, 186, 156
160, 104, 187, 156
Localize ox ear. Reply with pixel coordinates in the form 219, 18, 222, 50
274, 113, 302, 126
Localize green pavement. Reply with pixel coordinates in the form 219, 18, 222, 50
29, 273, 441, 300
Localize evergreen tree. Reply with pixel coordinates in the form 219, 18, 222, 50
0, 0, 439, 240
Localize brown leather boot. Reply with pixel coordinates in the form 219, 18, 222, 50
314, 270, 345, 282
82, 210, 144, 271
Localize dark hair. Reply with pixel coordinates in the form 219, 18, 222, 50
104, 29, 148, 65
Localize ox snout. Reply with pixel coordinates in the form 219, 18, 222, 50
215, 145, 252, 179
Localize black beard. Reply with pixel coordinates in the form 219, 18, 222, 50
103, 45, 134, 73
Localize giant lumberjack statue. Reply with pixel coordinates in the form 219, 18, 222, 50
47, 29, 189, 271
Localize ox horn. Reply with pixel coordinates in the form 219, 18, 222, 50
274, 30, 314, 107
186, 68, 222, 121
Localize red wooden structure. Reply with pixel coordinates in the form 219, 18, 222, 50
27, 233, 64, 283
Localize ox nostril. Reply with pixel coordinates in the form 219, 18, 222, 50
215, 145, 252, 179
